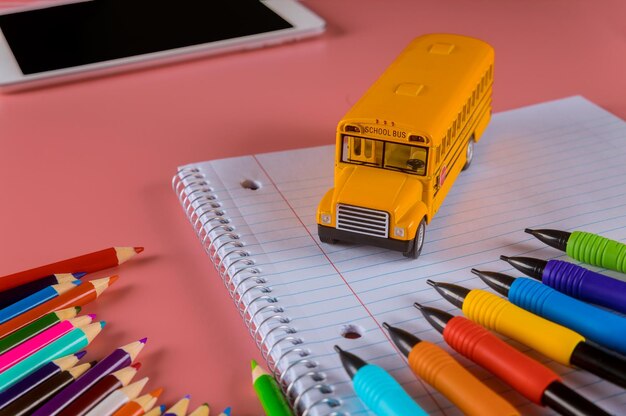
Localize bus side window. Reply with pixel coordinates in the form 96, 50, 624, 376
364, 140, 372, 158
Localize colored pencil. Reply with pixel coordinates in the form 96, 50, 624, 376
32, 338, 147, 416
0, 273, 85, 309
0, 322, 104, 391
251, 359, 291, 416
0, 352, 85, 410
218, 407, 231, 416
0, 281, 81, 324
0, 247, 143, 291
84, 378, 149, 416
0, 276, 117, 338
144, 405, 166, 416
0, 307, 80, 356
188, 403, 210, 416
58, 363, 141, 416
0, 315, 94, 372
163, 395, 190, 416
0, 361, 94, 416
112, 388, 163, 416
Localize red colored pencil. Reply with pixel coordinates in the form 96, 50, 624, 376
0, 247, 143, 292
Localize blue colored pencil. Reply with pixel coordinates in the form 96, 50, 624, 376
0, 281, 81, 324
0, 273, 86, 310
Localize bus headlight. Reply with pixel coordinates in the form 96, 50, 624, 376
321, 213, 332, 224
394, 226, 405, 238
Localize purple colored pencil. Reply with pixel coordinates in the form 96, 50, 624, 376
31, 338, 147, 416
0, 351, 86, 410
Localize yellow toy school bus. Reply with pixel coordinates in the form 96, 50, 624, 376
317, 34, 494, 259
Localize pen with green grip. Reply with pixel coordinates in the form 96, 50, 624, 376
526, 228, 626, 273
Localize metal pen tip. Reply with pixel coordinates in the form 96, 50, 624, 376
500, 255, 510, 261
414, 302, 424, 310
334, 345, 343, 353
470, 268, 481, 276
524, 228, 535, 234
426, 279, 436, 287
382, 322, 391, 330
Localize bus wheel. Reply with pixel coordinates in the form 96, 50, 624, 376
462, 137, 475, 171
403, 218, 426, 259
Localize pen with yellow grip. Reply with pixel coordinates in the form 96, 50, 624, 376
428, 280, 626, 388
383, 322, 519, 416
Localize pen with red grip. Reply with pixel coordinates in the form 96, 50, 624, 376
415, 303, 610, 416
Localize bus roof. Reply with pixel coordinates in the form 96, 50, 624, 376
340, 34, 494, 144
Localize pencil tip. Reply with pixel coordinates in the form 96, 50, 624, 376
139, 337, 148, 344
159, 405, 166, 411
107, 275, 120, 286
75, 351, 87, 359
134, 247, 144, 254
184, 394, 191, 399
75, 306, 82, 313
151, 388, 164, 398
87, 314, 96, 320
100, 321, 107, 328
251, 359, 258, 370
223, 407, 231, 416
131, 362, 142, 370
74, 272, 87, 278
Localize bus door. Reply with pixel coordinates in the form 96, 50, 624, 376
343, 135, 382, 167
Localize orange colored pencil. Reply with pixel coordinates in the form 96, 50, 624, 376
112, 388, 163, 416
0, 247, 142, 291
0, 277, 118, 339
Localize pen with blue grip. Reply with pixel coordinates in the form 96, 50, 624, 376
501, 255, 626, 314
472, 269, 626, 356
334, 345, 428, 416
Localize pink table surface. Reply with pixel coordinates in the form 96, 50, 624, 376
1, 1, 625, 414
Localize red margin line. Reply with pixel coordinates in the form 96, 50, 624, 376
252, 155, 447, 415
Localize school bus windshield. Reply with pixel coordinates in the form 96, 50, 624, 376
341, 135, 428, 176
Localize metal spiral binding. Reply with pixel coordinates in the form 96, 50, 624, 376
173, 167, 346, 416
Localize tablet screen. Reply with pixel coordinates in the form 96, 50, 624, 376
0, 0, 293, 75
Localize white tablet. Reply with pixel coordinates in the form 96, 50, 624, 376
0, 0, 325, 91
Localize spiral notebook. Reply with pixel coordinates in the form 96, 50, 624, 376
172, 96, 626, 416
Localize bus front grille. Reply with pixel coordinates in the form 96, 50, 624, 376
336, 204, 389, 238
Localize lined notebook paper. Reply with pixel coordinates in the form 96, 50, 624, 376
173, 96, 626, 416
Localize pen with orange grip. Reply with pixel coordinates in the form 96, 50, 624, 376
415, 303, 610, 416
382, 322, 519, 416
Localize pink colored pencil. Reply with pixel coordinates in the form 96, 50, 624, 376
0, 315, 94, 373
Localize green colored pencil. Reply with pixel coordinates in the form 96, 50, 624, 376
0, 322, 104, 391
0, 308, 80, 356
251, 360, 292, 416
